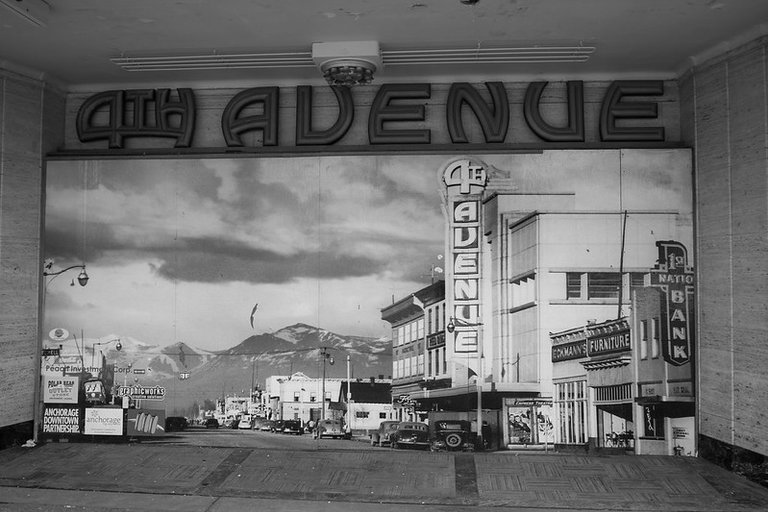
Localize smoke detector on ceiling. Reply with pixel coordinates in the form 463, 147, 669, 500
312, 41, 383, 87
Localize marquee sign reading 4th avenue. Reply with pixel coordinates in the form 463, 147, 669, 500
649, 240, 695, 366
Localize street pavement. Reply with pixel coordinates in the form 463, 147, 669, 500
0, 440, 767, 512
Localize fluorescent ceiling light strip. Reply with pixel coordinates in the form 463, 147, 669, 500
111, 45, 594, 72
111, 51, 311, 63
116, 59, 313, 67
383, 46, 595, 55
388, 58, 592, 65
387, 53, 593, 60
119, 64, 315, 71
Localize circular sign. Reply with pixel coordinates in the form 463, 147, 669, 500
49, 328, 70, 341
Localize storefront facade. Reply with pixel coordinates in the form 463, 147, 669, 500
551, 240, 696, 455
1, 27, 767, 464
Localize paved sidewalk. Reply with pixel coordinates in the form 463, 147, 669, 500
0, 443, 766, 511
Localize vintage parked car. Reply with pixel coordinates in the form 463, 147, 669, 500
164, 416, 188, 432
370, 420, 400, 447
430, 420, 475, 451
271, 420, 285, 433
391, 421, 430, 450
315, 419, 347, 439
282, 419, 303, 435
238, 416, 253, 429
204, 418, 219, 429
260, 420, 275, 432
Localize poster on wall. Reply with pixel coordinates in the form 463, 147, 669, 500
43, 150, 693, 417
84, 407, 123, 435
43, 375, 79, 403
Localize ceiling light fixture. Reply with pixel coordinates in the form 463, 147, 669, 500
312, 41, 382, 86
111, 43, 595, 74
0, 0, 50, 27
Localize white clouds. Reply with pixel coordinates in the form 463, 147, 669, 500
44, 155, 448, 351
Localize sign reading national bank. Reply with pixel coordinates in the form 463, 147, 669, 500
649, 240, 695, 366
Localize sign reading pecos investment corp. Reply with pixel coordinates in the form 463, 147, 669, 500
75, 80, 668, 150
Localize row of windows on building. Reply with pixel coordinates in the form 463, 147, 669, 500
638, 318, 661, 360
393, 304, 446, 347
510, 271, 651, 310
566, 272, 647, 300
393, 346, 451, 380
290, 391, 331, 402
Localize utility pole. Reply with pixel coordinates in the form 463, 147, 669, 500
346, 354, 352, 434
320, 347, 333, 420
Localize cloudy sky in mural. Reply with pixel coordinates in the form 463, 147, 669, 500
44, 156, 449, 350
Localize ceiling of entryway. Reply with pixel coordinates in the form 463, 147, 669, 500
1, 0, 767, 90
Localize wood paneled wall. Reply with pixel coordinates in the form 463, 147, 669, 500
680, 37, 768, 457
0, 69, 65, 429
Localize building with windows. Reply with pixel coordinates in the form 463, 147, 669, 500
383, 151, 693, 448
1, 1, 766, 472
264, 372, 392, 429
551, 240, 696, 455
339, 380, 395, 432
381, 280, 445, 422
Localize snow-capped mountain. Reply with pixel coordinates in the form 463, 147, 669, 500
91, 324, 392, 414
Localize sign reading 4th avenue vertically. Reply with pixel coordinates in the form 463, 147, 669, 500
649, 241, 695, 366
443, 159, 487, 353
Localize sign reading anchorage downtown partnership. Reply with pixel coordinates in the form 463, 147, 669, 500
442, 159, 488, 359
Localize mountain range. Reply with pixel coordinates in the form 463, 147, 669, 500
97, 323, 392, 414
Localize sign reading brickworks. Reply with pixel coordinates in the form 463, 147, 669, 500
649, 240, 695, 366
443, 159, 487, 353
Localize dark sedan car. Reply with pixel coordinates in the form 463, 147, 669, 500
430, 420, 474, 451
282, 419, 303, 435
391, 421, 430, 450
204, 418, 219, 429
164, 416, 188, 432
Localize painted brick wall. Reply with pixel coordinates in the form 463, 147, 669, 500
679, 37, 768, 458
0, 69, 65, 429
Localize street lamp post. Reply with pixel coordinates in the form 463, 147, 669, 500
320, 347, 334, 421
43, 263, 89, 287
33, 263, 91, 444
446, 316, 484, 449
91, 337, 122, 368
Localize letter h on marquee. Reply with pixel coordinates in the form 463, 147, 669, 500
649, 241, 695, 366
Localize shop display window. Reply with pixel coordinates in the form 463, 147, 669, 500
642, 404, 664, 439
554, 380, 587, 444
